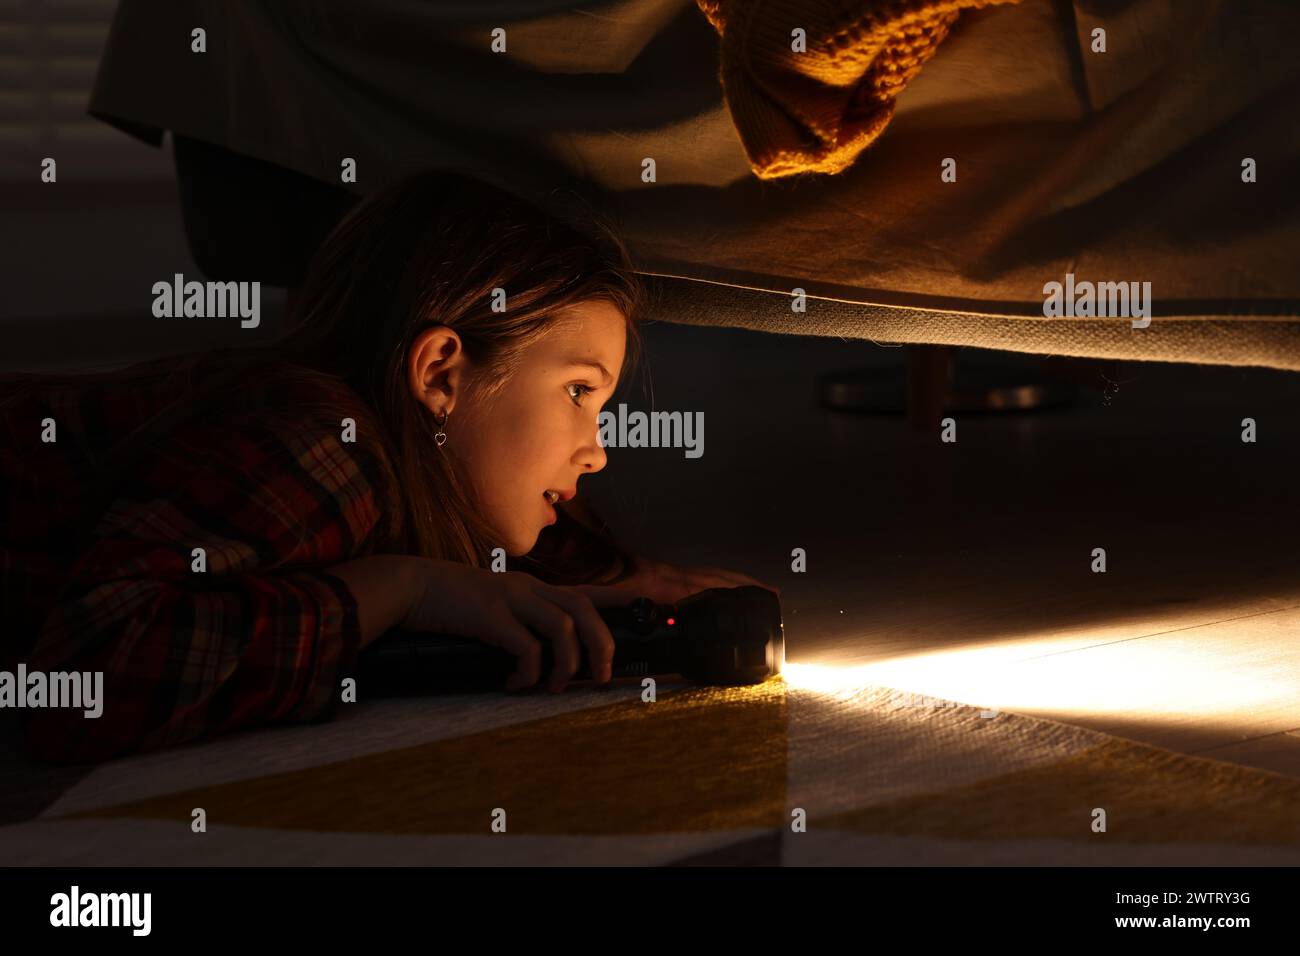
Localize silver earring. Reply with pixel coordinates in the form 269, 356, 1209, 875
434, 409, 448, 447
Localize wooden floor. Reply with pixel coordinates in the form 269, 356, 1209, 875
586, 321, 1300, 780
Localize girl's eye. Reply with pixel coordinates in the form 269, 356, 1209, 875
566, 383, 595, 406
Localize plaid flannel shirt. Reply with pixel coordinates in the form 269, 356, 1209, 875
1, 369, 632, 764
1, 371, 392, 764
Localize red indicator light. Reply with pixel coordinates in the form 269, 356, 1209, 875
667, 617, 675, 626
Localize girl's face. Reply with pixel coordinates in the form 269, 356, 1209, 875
409, 300, 627, 555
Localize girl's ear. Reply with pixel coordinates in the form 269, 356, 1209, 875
408, 325, 469, 415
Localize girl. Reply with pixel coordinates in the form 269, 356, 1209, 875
0, 170, 773, 764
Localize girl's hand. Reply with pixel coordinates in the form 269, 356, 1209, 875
610, 554, 781, 605
401, 560, 635, 693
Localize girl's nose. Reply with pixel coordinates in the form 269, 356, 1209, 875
582, 440, 608, 474
579, 426, 608, 473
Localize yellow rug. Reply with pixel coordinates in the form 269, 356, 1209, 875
4, 678, 1297, 864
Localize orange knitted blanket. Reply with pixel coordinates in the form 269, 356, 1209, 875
696, 0, 1023, 180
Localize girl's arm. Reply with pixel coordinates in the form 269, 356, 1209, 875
22, 412, 388, 764
325, 554, 424, 647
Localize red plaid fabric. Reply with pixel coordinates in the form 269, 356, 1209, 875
1, 370, 387, 764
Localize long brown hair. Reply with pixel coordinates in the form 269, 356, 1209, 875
0, 169, 647, 569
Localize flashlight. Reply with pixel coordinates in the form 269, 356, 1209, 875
357, 585, 785, 695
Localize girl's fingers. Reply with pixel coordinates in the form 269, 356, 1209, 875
697, 565, 754, 584
644, 577, 694, 604
478, 614, 544, 692
543, 586, 615, 684
681, 569, 741, 593
514, 595, 582, 693
571, 584, 647, 608
569, 562, 783, 615
480, 566, 780, 697
596, 575, 689, 605
693, 566, 781, 597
